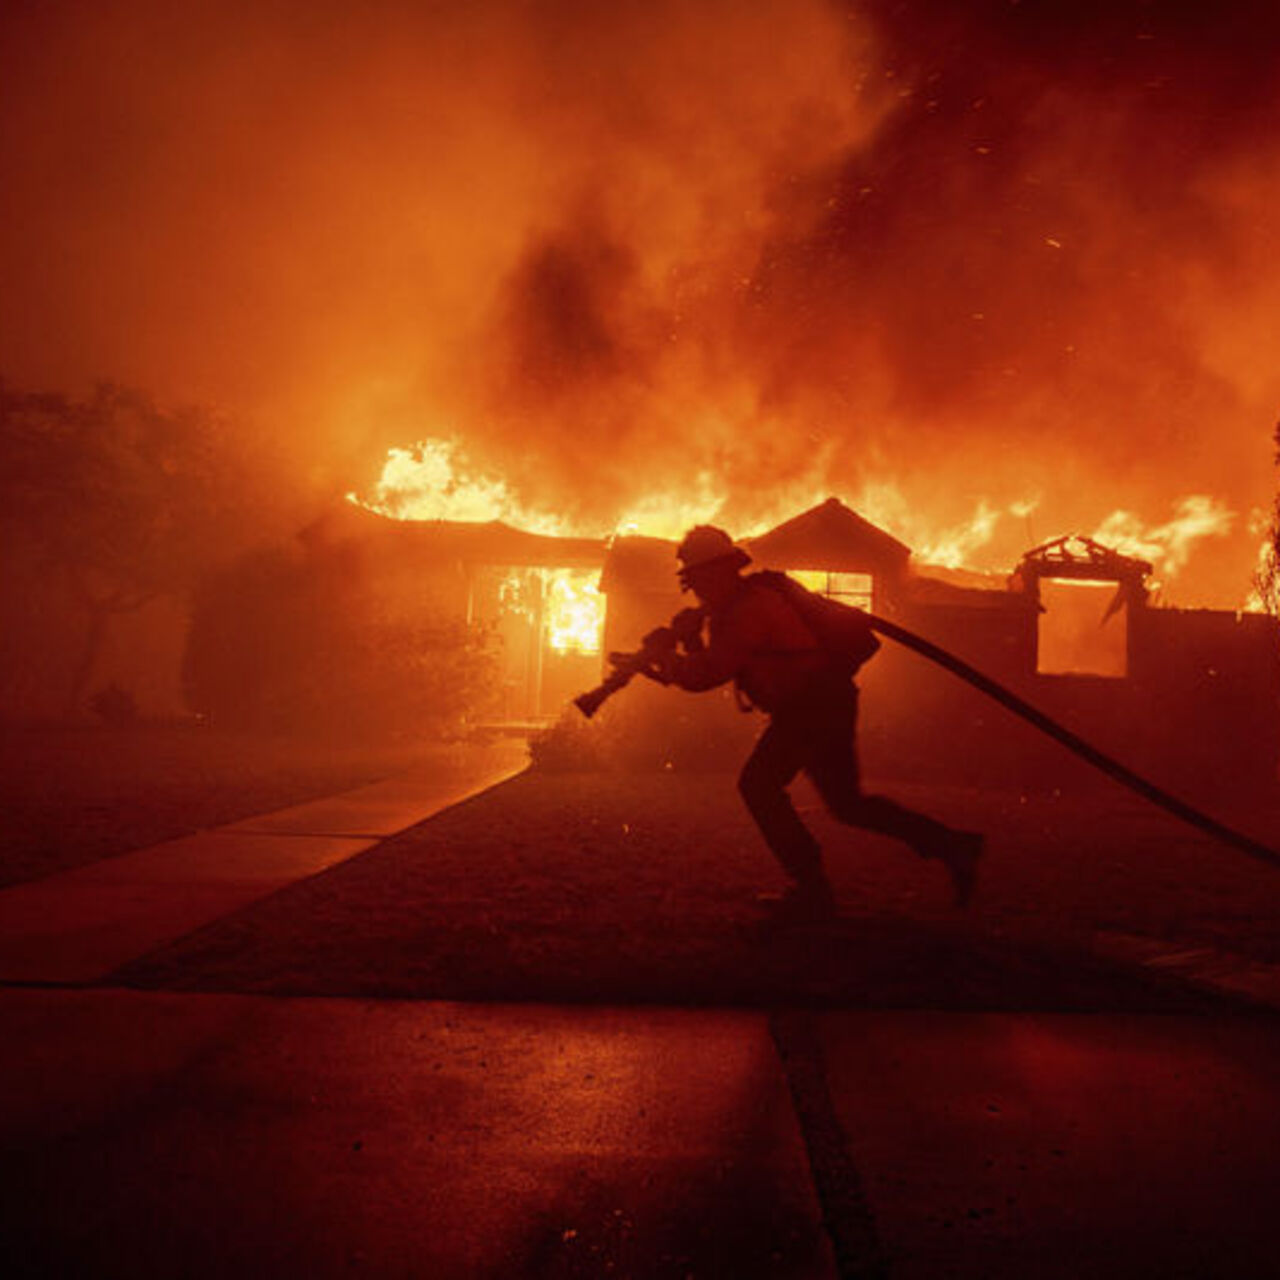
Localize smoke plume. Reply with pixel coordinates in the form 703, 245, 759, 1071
2, 0, 1278, 604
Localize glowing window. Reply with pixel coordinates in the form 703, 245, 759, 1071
1036, 579, 1127, 678
792, 570, 873, 610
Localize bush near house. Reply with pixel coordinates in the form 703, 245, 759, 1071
184, 546, 502, 735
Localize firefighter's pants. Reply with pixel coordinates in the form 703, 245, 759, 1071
738, 681, 954, 884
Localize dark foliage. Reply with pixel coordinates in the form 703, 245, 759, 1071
184, 544, 501, 734
0, 380, 287, 716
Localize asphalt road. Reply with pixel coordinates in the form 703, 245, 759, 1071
4, 762, 1280, 1278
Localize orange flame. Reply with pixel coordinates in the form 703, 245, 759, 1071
351, 440, 1242, 605
545, 571, 604, 655
1090, 495, 1234, 578
499, 566, 605, 656
352, 439, 571, 534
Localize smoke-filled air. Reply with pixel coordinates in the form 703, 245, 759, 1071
3, 0, 1280, 605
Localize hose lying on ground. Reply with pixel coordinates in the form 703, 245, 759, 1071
865, 612, 1280, 871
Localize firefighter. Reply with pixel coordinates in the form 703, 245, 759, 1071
646, 524, 983, 923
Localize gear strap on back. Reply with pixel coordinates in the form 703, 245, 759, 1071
729, 572, 875, 712
748, 570, 881, 675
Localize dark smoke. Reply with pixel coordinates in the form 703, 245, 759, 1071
1, 0, 1277, 603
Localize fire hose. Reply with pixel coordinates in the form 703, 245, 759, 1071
863, 613, 1280, 871
575, 611, 1280, 870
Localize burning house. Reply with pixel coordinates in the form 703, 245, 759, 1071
295, 501, 609, 725
871, 532, 1280, 796
594, 502, 1280, 797
199, 477, 1277, 796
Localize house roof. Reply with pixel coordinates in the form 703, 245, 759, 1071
743, 497, 911, 572
906, 574, 1037, 610
300, 501, 607, 569
310, 495, 914, 585
1016, 534, 1152, 584
599, 498, 914, 595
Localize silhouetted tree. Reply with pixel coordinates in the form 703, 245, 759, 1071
0, 381, 278, 715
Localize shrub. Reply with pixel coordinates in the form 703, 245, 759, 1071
184, 546, 501, 735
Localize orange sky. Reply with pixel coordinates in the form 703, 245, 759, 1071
2, 0, 1278, 606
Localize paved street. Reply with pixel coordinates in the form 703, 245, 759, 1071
5, 990, 1278, 1278
1, 991, 834, 1278
3, 759, 1279, 1278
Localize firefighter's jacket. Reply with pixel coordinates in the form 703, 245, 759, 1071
661, 576, 844, 714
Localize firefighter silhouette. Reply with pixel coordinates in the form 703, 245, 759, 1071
644, 525, 983, 924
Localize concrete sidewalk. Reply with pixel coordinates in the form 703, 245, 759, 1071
0, 741, 527, 984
